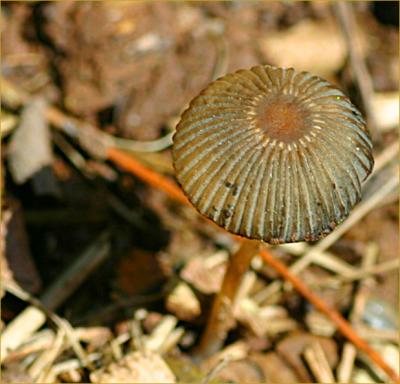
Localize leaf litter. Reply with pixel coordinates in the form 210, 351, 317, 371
1, 2, 398, 383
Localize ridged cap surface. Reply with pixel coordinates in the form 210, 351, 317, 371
172, 65, 374, 244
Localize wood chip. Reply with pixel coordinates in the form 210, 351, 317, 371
180, 251, 228, 294
90, 351, 175, 383
166, 282, 201, 321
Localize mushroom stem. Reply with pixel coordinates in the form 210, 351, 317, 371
197, 239, 260, 358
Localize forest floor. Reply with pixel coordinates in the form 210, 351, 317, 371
1, 2, 399, 383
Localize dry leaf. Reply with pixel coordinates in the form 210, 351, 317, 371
258, 19, 351, 77
8, 97, 53, 184
166, 282, 201, 321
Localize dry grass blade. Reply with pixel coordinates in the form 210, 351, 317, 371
28, 328, 66, 382
200, 356, 230, 384
337, 342, 357, 383
303, 341, 335, 383
334, 2, 380, 142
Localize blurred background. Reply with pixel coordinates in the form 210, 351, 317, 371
1, 2, 399, 383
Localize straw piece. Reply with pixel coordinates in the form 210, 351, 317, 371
303, 341, 335, 383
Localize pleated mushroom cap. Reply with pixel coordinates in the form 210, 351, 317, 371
172, 65, 374, 244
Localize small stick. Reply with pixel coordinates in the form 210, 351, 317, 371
303, 341, 335, 383
41, 231, 110, 309
337, 343, 357, 383
50, 353, 101, 376
108, 147, 188, 205
28, 328, 66, 381
337, 243, 378, 382
335, 2, 380, 142
196, 239, 260, 358
200, 356, 230, 384
357, 326, 399, 344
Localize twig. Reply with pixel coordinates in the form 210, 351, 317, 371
51, 315, 95, 371
200, 356, 230, 384
310, 258, 399, 289
303, 341, 335, 383
337, 343, 357, 383
334, 2, 380, 142
336, 242, 378, 382
1, 329, 55, 364
28, 328, 66, 382
41, 231, 110, 309
49, 353, 101, 377
107, 147, 188, 205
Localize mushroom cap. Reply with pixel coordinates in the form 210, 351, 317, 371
172, 65, 374, 244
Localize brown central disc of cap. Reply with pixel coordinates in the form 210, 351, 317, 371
255, 96, 310, 142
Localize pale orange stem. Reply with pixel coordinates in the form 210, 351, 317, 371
196, 239, 260, 358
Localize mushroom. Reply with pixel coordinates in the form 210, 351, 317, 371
172, 64, 374, 357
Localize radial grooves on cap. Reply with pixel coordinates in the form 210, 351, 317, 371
172, 64, 374, 243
